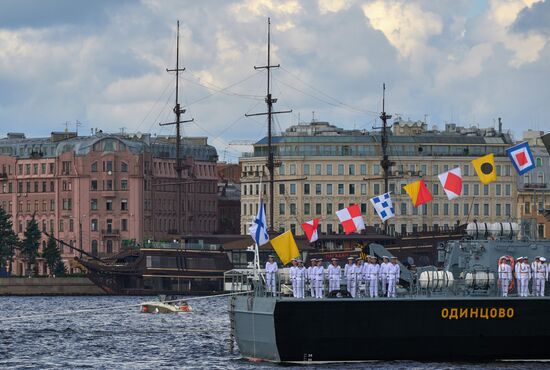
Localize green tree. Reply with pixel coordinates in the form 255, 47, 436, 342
42, 235, 61, 276
0, 207, 19, 274
53, 259, 66, 277
20, 216, 41, 277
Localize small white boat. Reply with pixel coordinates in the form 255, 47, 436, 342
140, 295, 192, 314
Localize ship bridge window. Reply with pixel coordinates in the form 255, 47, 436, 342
146, 255, 178, 269
185, 257, 217, 270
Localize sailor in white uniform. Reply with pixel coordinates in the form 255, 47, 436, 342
327, 258, 341, 293
349, 258, 362, 298
265, 255, 278, 296
519, 257, 532, 297
498, 257, 512, 297
361, 256, 369, 297
387, 256, 400, 298
344, 256, 355, 295
514, 257, 522, 295
531, 257, 541, 296
307, 259, 316, 297
368, 256, 380, 298
289, 258, 298, 298
379, 256, 390, 296
314, 259, 325, 298
534, 257, 548, 297
295, 259, 306, 298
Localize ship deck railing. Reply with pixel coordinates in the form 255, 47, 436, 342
223, 269, 550, 299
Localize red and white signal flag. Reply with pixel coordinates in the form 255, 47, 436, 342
301, 218, 320, 243
438, 167, 463, 200
336, 204, 365, 235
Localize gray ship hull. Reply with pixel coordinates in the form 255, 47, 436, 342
233, 295, 550, 363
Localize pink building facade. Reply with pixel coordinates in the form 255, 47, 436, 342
0, 132, 218, 276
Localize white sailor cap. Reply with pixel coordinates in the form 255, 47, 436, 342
347, 256, 354, 260
391, 256, 398, 259
268, 254, 275, 258
296, 259, 303, 263
540, 257, 546, 262
331, 258, 338, 261
535, 256, 541, 259
317, 258, 323, 262
516, 257, 523, 261
356, 257, 363, 261
382, 256, 389, 259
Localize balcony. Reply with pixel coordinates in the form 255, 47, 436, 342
101, 229, 120, 237
524, 183, 547, 189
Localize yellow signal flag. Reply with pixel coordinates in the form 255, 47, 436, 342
471, 153, 497, 184
270, 230, 300, 265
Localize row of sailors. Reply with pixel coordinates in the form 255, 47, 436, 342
265, 255, 400, 298
498, 256, 549, 297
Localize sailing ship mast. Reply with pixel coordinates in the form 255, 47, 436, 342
160, 20, 194, 235
379, 83, 392, 233
246, 18, 291, 230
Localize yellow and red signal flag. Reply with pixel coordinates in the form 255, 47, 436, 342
438, 167, 462, 200
471, 153, 497, 184
403, 179, 433, 207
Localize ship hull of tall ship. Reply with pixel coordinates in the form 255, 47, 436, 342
79, 247, 233, 295
233, 296, 550, 363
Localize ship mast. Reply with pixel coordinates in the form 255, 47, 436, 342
380, 83, 392, 233
246, 18, 291, 230
160, 20, 194, 235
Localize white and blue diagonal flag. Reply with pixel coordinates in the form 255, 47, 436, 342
248, 199, 270, 246
369, 192, 395, 222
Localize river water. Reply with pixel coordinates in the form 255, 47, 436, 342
0, 296, 546, 369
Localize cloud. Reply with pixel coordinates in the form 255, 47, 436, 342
362, 1, 443, 59
318, 0, 353, 14
513, 0, 550, 35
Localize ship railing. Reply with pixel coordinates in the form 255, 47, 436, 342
142, 241, 222, 251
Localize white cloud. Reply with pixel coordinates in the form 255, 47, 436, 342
361, 1, 443, 59
318, 0, 352, 14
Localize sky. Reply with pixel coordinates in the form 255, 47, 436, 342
0, 0, 549, 162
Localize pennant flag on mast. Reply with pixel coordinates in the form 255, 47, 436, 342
506, 142, 535, 175
438, 167, 463, 200
301, 218, 319, 243
336, 204, 365, 235
270, 231, 300, 265
403, 179, 432, 207
248, 199, 269, 246
471, 153, 497, 184
370, 192, 395, 222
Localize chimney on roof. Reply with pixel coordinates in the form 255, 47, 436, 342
498, 117, 502, 135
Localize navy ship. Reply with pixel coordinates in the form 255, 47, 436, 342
228, 222, 550, 362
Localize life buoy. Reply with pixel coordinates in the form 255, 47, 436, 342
498, 255, 515, 292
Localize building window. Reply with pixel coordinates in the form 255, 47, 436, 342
473, 203, 479, 216
279, 203, 285, 215
304, 203, 310, 215
525, 202, 531, 214
361, 184, 367, 195
303, 183, 310, 195
444, 203, 449, 216
290, 184, 296, 195
50, 200, 55, 211
338, 184, 344, 195
496, 165, 501, 176
121, 199, 128, 211
474, 184, 479, 196
327, 223, 333, 234
483, 203, 489, 216
496, 204, 501, 216
432, 164, 439, 175
326, 203, 333, 214
538, 173, 544, 184
538, 224, 545, 238
303, 164, 310, 175
360, 203, 367, 213
62, 198, 72, 210
106, 240, 113, 254
326, 184, 333, 195
338, 164, 344, 176
91, 199, 98, 210
104, 180, 113, 191
400, 202, 407, 215
536, 158, 542, 167
433, 183, 439, 196
360, 164, 366, 176
483, 185, 489, 196
121, 219, 128, 231
454, 203, 459, 216
315, 184, 322, 195
464, 203, 469, 216
463, 184, 469, 196
315, 164, 321, 175
278, 164, 285, 175
326, 164, 332, 175
505, 165, 511, 176
348, 164, 355, 175
62, 161, 71, 175
463, 164, 469, 176
289, 164, 296, 175
59, 219, 64, 232
433, 203, 439, 216
106, 200, 113, 211
121, 162, 128, 172
315, 203, 322, 215
69, 219, 74, 232
373, 183, 380, 194
103, 161, 113, 172
373, 165, 380, 175
42, 181, 47, 192
279, 184, 285, 195
505, 203, 511, 217
91, 240, 98, 256
290, 203, 296, 215
349, 184, 355, 195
